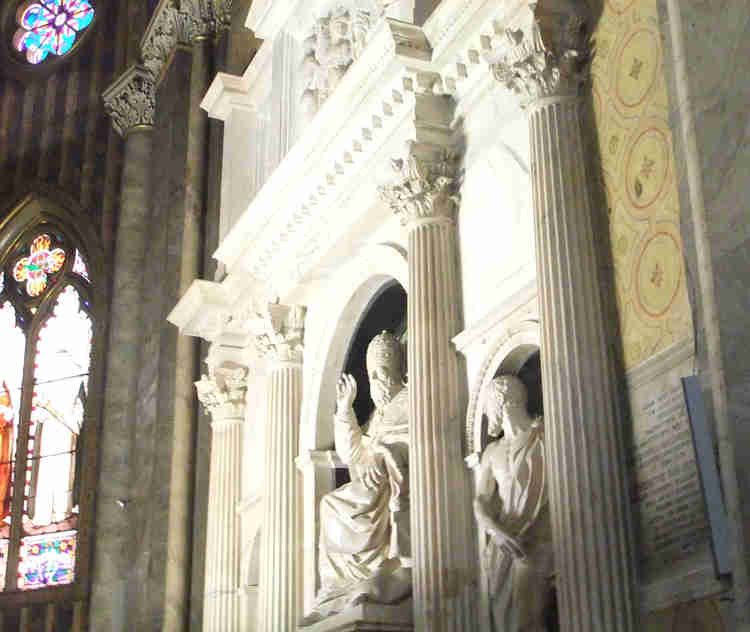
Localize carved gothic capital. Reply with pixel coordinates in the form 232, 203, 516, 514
486, 2, 589, 106
195, 366, 248, 422
253, 304, 306, 366
103, 65, 156, 137
379, 141, 461, 228
142, 0, 231, 79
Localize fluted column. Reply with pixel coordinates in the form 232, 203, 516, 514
195, 367, 248, 631
489, 5, 636, 631
91, 65, 155, 632
255, 304, 306, 632
381, 141, 476, 632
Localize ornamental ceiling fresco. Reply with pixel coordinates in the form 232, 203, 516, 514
590, 0, 693, 370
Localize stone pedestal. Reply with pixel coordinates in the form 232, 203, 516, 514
380, 138, 476, 632
196, 367, 248, 632
489, 6, 637, 631
256, 305, 306, 632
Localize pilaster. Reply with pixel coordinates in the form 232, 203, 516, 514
488, 3, 637, 631
380, 133, 477, 631
196, 367, 249, 632
255, 304, 306, 632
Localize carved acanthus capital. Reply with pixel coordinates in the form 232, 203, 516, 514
195, 366, 248, 421
487, 2, 589, 105
300, 1, 395, 116
379, 141, 461, 228
253, 304, 306, 366
103, 65, 156, 137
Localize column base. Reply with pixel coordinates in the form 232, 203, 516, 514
298, 602, 413, 632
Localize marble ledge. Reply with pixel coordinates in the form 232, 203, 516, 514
299, 601, 413, 632
202, 39, 273, 122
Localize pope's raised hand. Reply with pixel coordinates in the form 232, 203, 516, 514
336, 373, 357, 414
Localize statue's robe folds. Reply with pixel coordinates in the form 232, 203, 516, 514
484, 420, 553, 632
314, 387, 410, 615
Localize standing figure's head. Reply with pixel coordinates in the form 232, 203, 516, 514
484, 374, 529, 438
366, 331, 404, 408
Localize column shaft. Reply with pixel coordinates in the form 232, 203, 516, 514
407, 219, 476, 632
203, 418, 243, 630
258, 364, 302, 632
91, 127, 153, 632
162, 38, 214, 632
529, 97, 636, 631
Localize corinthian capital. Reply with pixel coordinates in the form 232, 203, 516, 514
253, 304, 306, 366
487, 2, 589, 105
379, 141, 461, 228
196, 366, 248, 421
102, 65, 155, 137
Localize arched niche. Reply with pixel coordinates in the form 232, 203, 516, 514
297, 243, 407, 611
465, 319, 541, 465
300, 243, 407, 452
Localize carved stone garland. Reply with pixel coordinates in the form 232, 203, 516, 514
487, 5, 637, 632
196, 367, 248, 632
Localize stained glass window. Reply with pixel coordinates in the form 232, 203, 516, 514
12, 0, 95, 65
19, 530, 76, 589
0, 226, 95, 593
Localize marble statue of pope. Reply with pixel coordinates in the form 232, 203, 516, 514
474, 375, 554, 632
304, 331, 411, 622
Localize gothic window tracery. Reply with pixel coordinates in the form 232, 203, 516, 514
0, 219, 96, 593
12, 0, 95, 65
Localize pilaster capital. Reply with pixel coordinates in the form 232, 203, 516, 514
195, 365, 248, 423
486, 1, 589, 106
378, 140, 461, 229
102, 65, 156, 137
253, 304, 306, 366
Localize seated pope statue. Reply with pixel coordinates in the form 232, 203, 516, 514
304, 331, 411, 623
474, 375, 554, 632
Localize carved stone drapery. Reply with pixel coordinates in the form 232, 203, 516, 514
196, 366, 248, 632
487, 4, 637, 632
300, 1, 395, 115
380, 139, 477, 631
102, 65, 155, 137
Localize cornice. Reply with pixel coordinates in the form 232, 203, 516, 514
102, 65, 156, 137
213, 18, 434, 296
201, 40, 273, 120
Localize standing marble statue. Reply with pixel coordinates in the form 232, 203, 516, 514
303, 331, 411, 623
474, 375, 553, 632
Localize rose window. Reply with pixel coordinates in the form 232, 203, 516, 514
12, 0, 95, 65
